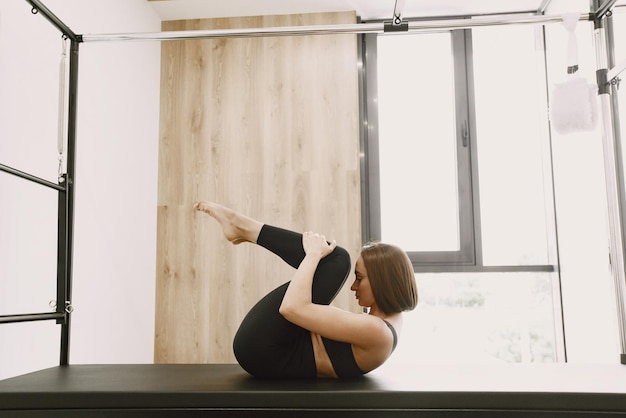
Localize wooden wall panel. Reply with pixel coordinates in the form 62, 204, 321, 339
155, 12, 361, 363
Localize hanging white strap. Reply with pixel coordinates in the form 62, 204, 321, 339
57, 36, 68, 179
562, 14, 580, 74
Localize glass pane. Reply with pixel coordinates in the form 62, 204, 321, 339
472, 26, 553, 265
377, 33, 460, 252
386, 272, 559, 365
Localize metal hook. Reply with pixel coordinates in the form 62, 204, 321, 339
61, 36, 68, 56
392, 0, 406, 26
384, 0, 408, 32
58, 156, 64, 180
31, 7, 39, 14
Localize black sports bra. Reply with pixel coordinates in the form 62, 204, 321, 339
321, 319, 398, 378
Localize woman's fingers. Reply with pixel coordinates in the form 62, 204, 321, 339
303, 231, 336, 257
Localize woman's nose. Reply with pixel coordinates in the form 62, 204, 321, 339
350, 280, 357, 291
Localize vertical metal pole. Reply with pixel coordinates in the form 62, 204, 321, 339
59, 39, 80, 366
605, 12, 626, 365
538, 24, 568, 362
56, 174, 67, 326
593, 16, 626, 365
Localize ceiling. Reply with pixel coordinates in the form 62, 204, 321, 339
147, 0, 625, 22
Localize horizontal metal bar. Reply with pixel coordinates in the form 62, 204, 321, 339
82, 22, 382, 42
81, 13, 592, 43
0, 312, 65, 324
25, 0, 80, 42
0, 163, 65, 191
413, 264, 557, 274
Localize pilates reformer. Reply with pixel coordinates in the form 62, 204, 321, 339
1, 362, 626, 417
2, 0, 626, 416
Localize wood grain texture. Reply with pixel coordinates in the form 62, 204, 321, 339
155, 12, 361, 363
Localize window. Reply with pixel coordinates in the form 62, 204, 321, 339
386, 272, 559, 366
362, 26, 557, 273
363, 31, 474, 266
472, 26, 557, 269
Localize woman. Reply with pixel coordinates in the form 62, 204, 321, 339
194, 201, 418, 379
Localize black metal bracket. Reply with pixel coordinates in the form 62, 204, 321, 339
383, 20, 409, 33
597, 68, 610, 95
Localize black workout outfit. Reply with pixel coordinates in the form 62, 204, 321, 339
321, 320, 397, 378
232, 224, 397, 379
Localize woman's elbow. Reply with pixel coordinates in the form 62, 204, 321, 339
279, 301, 311, 326
278, 301, 294, 320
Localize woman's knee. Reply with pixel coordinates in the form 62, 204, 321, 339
329, 245, 352, 276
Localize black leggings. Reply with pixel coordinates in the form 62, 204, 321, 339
232, 224, 352, 378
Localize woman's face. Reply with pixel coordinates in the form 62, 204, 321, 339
351, 256, 376, 308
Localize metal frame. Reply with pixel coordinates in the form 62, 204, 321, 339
592, 1, 626, 365
1, 0, 624, 368
0, 163, 65, 191
79, 13, 594, 42
360, 26, 559, 273
0, 0, 81, 366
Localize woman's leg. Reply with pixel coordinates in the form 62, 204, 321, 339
194, 202, 352, 377
233, 225, 351, 378
194, 201, 352, 303
193, 201, 263, 245
256, 224, 351, 304
232, 282, 315, 378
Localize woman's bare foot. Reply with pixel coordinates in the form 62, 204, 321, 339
194, 201, 261, 244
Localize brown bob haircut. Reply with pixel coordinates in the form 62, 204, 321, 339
360, 242, 418, 315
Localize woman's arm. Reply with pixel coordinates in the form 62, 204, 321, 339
279, 232, 334, 311
279, 233, 388, 349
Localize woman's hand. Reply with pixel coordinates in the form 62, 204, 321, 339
302, 231, 337, 259
280, 231, 339, 327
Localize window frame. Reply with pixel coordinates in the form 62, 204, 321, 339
359, 28, 557, 274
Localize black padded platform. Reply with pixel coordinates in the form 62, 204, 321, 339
1, 363, 626, 417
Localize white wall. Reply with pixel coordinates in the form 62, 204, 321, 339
0, 0, 161, 379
